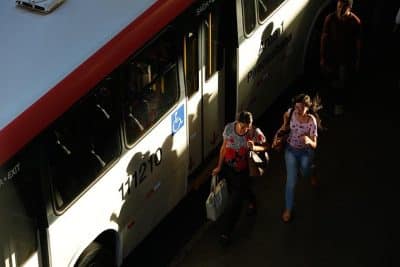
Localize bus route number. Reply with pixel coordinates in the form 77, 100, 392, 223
119, 148, 162, 200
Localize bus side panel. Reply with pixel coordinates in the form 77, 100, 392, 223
235, 0, 321, 118
45, 101, 188, 266
235, 1, 284, 117
118, 101, 188, 257
0, 163, 40, 267
279, 0, 329, 84
46, 162, 123, 266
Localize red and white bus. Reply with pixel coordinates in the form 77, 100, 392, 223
0, 0, 332, 266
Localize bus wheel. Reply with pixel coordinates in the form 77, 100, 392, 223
75, 242, 115, 267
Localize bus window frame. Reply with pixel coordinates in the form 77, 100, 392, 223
205, 10, 220, 81
257, 0, 269, 23
241, 0, 257, 37
257, 0, 286, 24
183, 29, 200, 98
242, 0, 287, 37
122, 27, 183, 149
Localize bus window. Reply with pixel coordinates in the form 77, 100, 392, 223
242, 0, 256, 35
205, 11, 220, 80
46, 78, 120, 210
257, 0, 285, 22
123, 32, 180, 146
258, 0, 269, 21
184, 30, 199, 97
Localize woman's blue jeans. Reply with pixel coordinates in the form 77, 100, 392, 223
284, 145, 315, 211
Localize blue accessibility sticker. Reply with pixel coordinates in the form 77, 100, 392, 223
171, 104, 184, 135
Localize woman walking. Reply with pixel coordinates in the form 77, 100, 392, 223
273, 93, 322, 223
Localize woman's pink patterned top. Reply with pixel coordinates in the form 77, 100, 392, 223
287, 109, 317, 149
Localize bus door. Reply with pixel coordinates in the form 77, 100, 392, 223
185, 7, 225, 174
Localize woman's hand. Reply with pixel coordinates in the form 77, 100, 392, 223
247, 140, 254, 151
212, 166, 221, 176
272, 137, 280, 147
302, 135, 316, 148
302, 135, 311, 145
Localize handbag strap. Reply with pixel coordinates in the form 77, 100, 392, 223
285, 107, 295, 130
210, 175, 218, 192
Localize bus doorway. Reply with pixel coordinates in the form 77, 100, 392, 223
185, 8, 226, 175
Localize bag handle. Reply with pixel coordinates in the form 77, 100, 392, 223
275, 107, 295, 137
210, 175, 219, 193
284, 107, 295, 131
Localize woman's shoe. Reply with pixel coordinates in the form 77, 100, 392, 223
281, 209, 292, 223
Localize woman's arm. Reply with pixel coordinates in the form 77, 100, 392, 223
248, 127, 268, 151
251, 143, 268, 152
304, 135, 317, 149
272, 111, 290, 148
212, 139, 227, 176
304, 114, 318, 149
279, 111, 290, 131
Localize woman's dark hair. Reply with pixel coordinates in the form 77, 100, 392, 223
237, 111, 253, 124
292, 93, 324, 130
340, 0, 353, 8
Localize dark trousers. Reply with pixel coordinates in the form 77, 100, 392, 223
221, 164, 254, 235
321, 64, 358, 108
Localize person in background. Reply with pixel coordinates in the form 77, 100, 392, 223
276, 94, 322, 223
320, 0, 362, 115
212, 111, 267, 244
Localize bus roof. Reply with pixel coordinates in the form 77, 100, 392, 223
0, 0, 194, 165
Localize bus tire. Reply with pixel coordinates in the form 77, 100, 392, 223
75, 242, 116, 267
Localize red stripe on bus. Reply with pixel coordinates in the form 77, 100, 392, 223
0, 0, 194, 165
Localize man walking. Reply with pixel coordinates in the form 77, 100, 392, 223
320, 0, 362, 115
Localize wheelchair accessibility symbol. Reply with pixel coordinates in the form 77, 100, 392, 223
171, 105, 184, 135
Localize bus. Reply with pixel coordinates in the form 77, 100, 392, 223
0, 0, 333, 266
